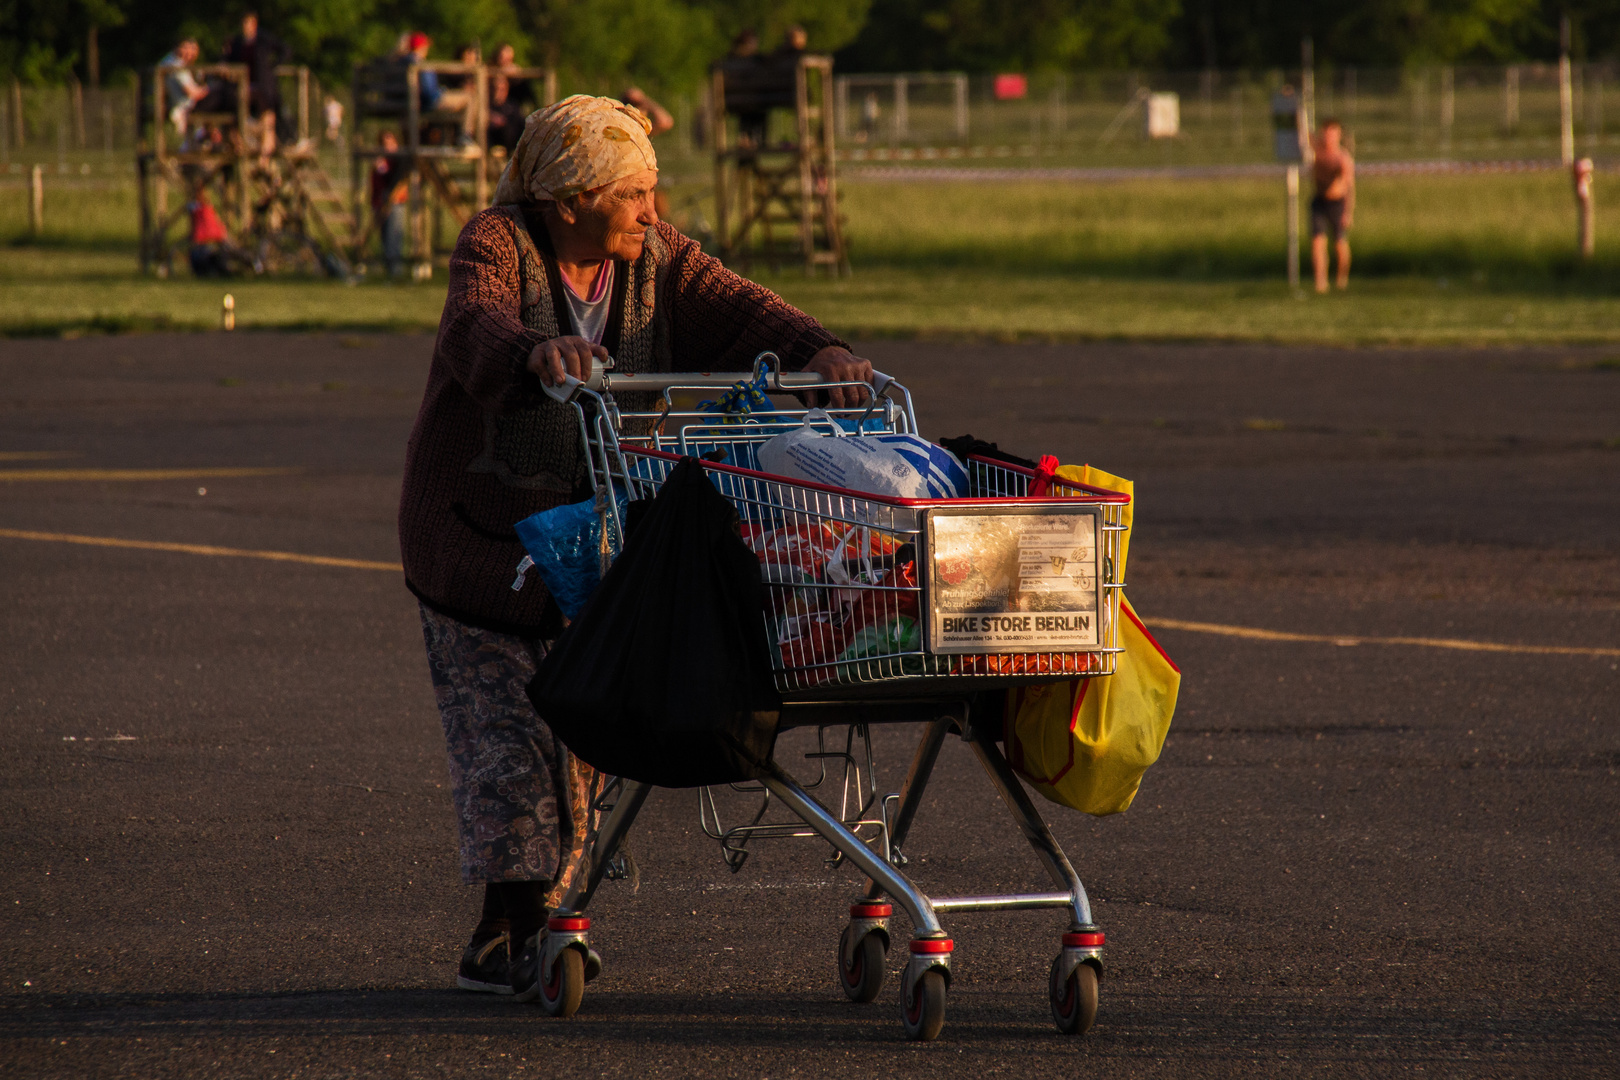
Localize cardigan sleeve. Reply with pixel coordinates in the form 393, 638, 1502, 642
658, 223, 847, 371
431, 210, 552, 414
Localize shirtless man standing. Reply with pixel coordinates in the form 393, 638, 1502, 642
1310, 119, 1355, 292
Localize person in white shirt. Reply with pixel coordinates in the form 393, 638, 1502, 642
158, 39, 207, 134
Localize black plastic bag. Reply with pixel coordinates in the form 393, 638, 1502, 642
527, 457, 782, 787
939, 433, 1037, 470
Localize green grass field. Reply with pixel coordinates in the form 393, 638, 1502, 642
3, 169, 1619, 343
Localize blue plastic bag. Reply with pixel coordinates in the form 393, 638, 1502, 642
513, 489, 628, 618
869, 433, 969, 498
756, 413, 968, 499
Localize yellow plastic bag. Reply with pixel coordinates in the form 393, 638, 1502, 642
1040, 462, 1132, 579
1004, 463, 1179, 816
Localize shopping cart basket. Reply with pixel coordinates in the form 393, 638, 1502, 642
529, 354, 1130, 1040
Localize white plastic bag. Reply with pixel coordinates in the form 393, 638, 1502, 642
755, 411, 967, 499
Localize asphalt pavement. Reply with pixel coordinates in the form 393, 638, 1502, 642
1, 332, 1616, 1078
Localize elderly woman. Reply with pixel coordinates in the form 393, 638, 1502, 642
398, 95, 872, 1001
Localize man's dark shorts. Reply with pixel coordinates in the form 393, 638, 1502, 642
1311, 196, 1348, 240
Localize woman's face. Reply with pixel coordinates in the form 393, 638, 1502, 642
567, 169, 659, 262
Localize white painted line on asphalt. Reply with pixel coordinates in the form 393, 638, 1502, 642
0, 467, 297, 482
0, 451, 78, 462
0, 527, 401, 572
1147, 617, 1620, 659
3, 527, 1610, 659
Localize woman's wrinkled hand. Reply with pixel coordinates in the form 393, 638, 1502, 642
802, 346, 874, 409
528, 336, 609, 387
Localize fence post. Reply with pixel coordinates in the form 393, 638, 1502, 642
953, 74, 968, 141
893, 75, 907, 142
1503, 66, 1519, 133
10, 80, 22, 149
1587, 67, 1602, 148
1440, 66, 1454, 154
71, 75, 85, 148
1300, 37, 1315, 133
1411, 70, 1426, 150
298, 67, 309, 144
1560, 17, 1575, 165
1286, 163, 1300, 288
30, 164, 44, 235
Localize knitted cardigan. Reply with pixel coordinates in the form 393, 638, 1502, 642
399, 208, 847, 634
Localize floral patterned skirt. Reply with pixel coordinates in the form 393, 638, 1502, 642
419, 603, 596, 905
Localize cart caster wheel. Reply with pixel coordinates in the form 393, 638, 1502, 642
900, 970, 947, 1041
838, 924, 887, 1003
539, 947, 585, 1018
1049, 955, 1098, 1036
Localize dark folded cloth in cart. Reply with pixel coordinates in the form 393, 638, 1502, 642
528, 458, 781, 788
937, 434, 1038, 470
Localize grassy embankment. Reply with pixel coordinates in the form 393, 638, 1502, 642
2, 170, 1619, 343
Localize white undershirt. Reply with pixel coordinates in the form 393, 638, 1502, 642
561, 262, 614, 345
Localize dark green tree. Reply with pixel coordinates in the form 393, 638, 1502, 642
1167, 0, 1568, 69
1, 0, 124, 83
838, 0, 1184, 72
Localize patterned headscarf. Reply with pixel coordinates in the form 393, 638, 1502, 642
493, 94, 658, 205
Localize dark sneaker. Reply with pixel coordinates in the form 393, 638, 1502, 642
456, 932, 512, 995
509, 932, 542, 1002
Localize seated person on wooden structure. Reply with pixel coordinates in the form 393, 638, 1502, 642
715, 24, 810, 152
486, 75, 526, 156
491, 43, 536, 108
408, 34, 479, 143
158, 38, 208, 133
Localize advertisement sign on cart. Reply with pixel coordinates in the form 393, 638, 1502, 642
926, 506, 1103, 654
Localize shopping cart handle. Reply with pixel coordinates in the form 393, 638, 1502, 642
542, 360, 893, 402
541, 373, 583, 403
769, 368, 894, 394
540, 357, 610, 403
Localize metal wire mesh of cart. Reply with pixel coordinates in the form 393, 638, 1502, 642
577, 390, 1129, 694
698, 722, 894, 872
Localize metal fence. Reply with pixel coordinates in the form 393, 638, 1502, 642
6, 64, 1616, 178
2, 83, 141, 172
832, 65, 1618, 165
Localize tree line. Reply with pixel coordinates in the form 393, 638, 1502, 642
6, 0, 1620, 93
0, 0, 869, 93
843, 1, 1620, 70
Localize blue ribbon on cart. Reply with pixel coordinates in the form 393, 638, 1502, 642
697, 370, 774, 421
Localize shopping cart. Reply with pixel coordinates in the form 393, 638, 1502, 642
531, 354, 1129, 1040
